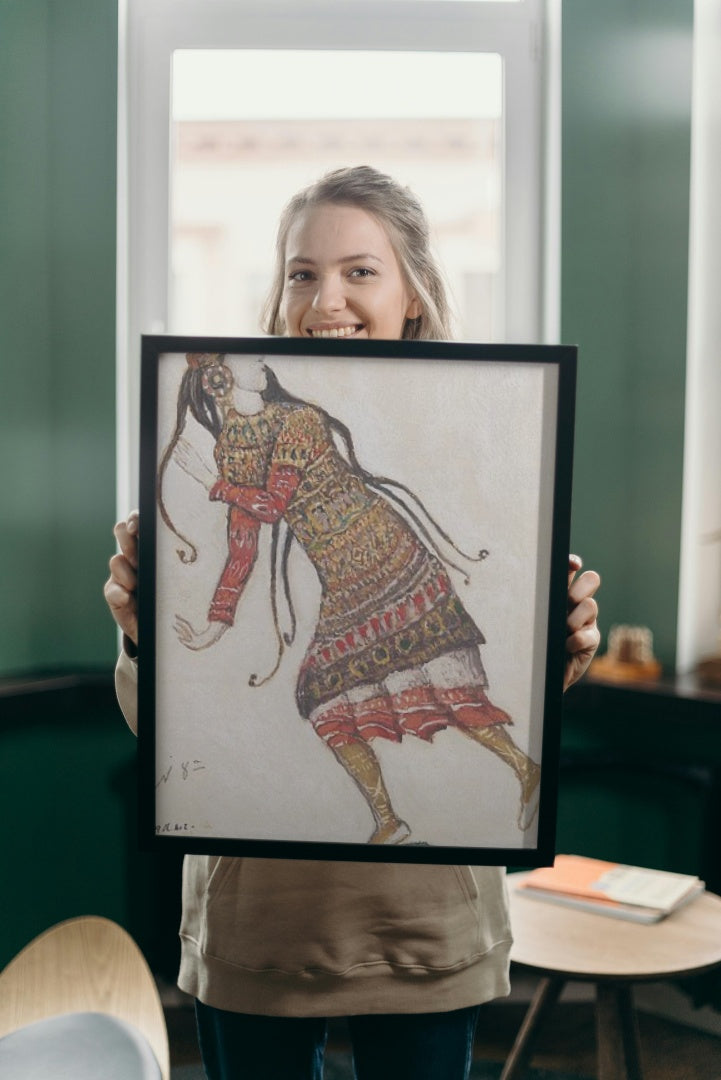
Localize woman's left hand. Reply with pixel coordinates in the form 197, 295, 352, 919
564, 554, 601, 691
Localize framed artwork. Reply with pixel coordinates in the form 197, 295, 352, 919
138, 335, 576, 865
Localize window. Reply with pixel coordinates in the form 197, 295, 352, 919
170, 49, 503, 340
118, 0, 557, 508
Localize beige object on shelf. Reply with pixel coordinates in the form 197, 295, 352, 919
502, 873, 721, 1080
590, 623, 662, 683
0, 915, 169, 1080
697, 654, 721, 687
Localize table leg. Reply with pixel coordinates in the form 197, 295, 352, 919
499, 976, 565, 1080
596, 982, 643, 1080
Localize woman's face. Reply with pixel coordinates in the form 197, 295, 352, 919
281, 203, 421, 341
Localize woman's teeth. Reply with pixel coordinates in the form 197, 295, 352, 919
310, 325, 360, 338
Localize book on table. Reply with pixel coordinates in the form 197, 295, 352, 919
515, 854, 705, 923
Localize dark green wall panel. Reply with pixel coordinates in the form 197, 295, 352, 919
2, 695, 132, 965
0, 0, 118, 675
0, 3, 54, 669
562, 0, 693, 669
0, 682, 180, 973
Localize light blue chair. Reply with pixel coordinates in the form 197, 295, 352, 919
0, 916, 169, 1079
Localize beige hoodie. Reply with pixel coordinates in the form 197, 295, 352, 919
116, 650, 512, 1016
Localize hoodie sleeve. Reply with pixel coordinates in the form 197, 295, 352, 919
115, 645, 139, 736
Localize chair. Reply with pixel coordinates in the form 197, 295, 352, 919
0, 915, 170, 1079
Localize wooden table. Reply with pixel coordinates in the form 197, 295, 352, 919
503, 874, 721, 1080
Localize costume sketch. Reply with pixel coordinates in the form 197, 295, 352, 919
158, 353, 541, 844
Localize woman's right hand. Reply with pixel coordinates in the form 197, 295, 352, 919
104, 510, 139, 646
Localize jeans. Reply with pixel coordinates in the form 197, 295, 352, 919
195, 1000, 481, 1080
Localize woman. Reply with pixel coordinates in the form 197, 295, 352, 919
106, 166, 600, 1080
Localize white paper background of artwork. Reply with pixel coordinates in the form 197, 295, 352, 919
153, 351, 558, 851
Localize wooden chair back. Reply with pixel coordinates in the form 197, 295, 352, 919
0, 916, 169, 1080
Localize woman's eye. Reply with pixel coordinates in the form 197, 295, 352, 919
288, 270, 313, 283
349, 267, 375, 279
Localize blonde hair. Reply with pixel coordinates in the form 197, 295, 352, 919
262, 165, 454, 341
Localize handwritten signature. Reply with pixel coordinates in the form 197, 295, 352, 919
156, 757, 207, 789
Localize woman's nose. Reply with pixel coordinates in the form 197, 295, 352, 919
312, 274, 345, 314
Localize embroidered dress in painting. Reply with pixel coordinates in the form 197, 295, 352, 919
207, 402, 511, 749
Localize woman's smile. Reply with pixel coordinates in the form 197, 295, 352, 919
306, 323, 364, 339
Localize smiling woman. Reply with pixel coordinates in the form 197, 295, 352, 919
107, 155, 599, 1080
263, 167, 451, 342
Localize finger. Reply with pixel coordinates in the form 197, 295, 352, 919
108, 552, 137, 592
173, 616, 194, 643
103, 580, 138, 640
568, 568, 601, 607
567, 553, 583, 587
113, 519, 139, 568
103, 578, 131, 612
566, 594, 599, 634
566, 623, 601, 657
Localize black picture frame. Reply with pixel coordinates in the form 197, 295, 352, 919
138, 335, 576, 865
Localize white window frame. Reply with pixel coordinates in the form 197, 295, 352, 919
677, 0, 721, 674
117, 0, 559, 511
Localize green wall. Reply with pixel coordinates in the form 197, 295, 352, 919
562, 0, 693, 669
0, 0, 118, 676
0, 0, 128, 969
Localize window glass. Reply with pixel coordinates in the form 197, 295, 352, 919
339, 0, 521, 3
170, 50, 503, 340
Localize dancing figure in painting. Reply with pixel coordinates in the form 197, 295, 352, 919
160, 350, 541, 842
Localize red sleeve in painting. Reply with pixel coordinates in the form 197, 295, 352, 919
208, 508, 260, 625
209, 464, 302, 523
